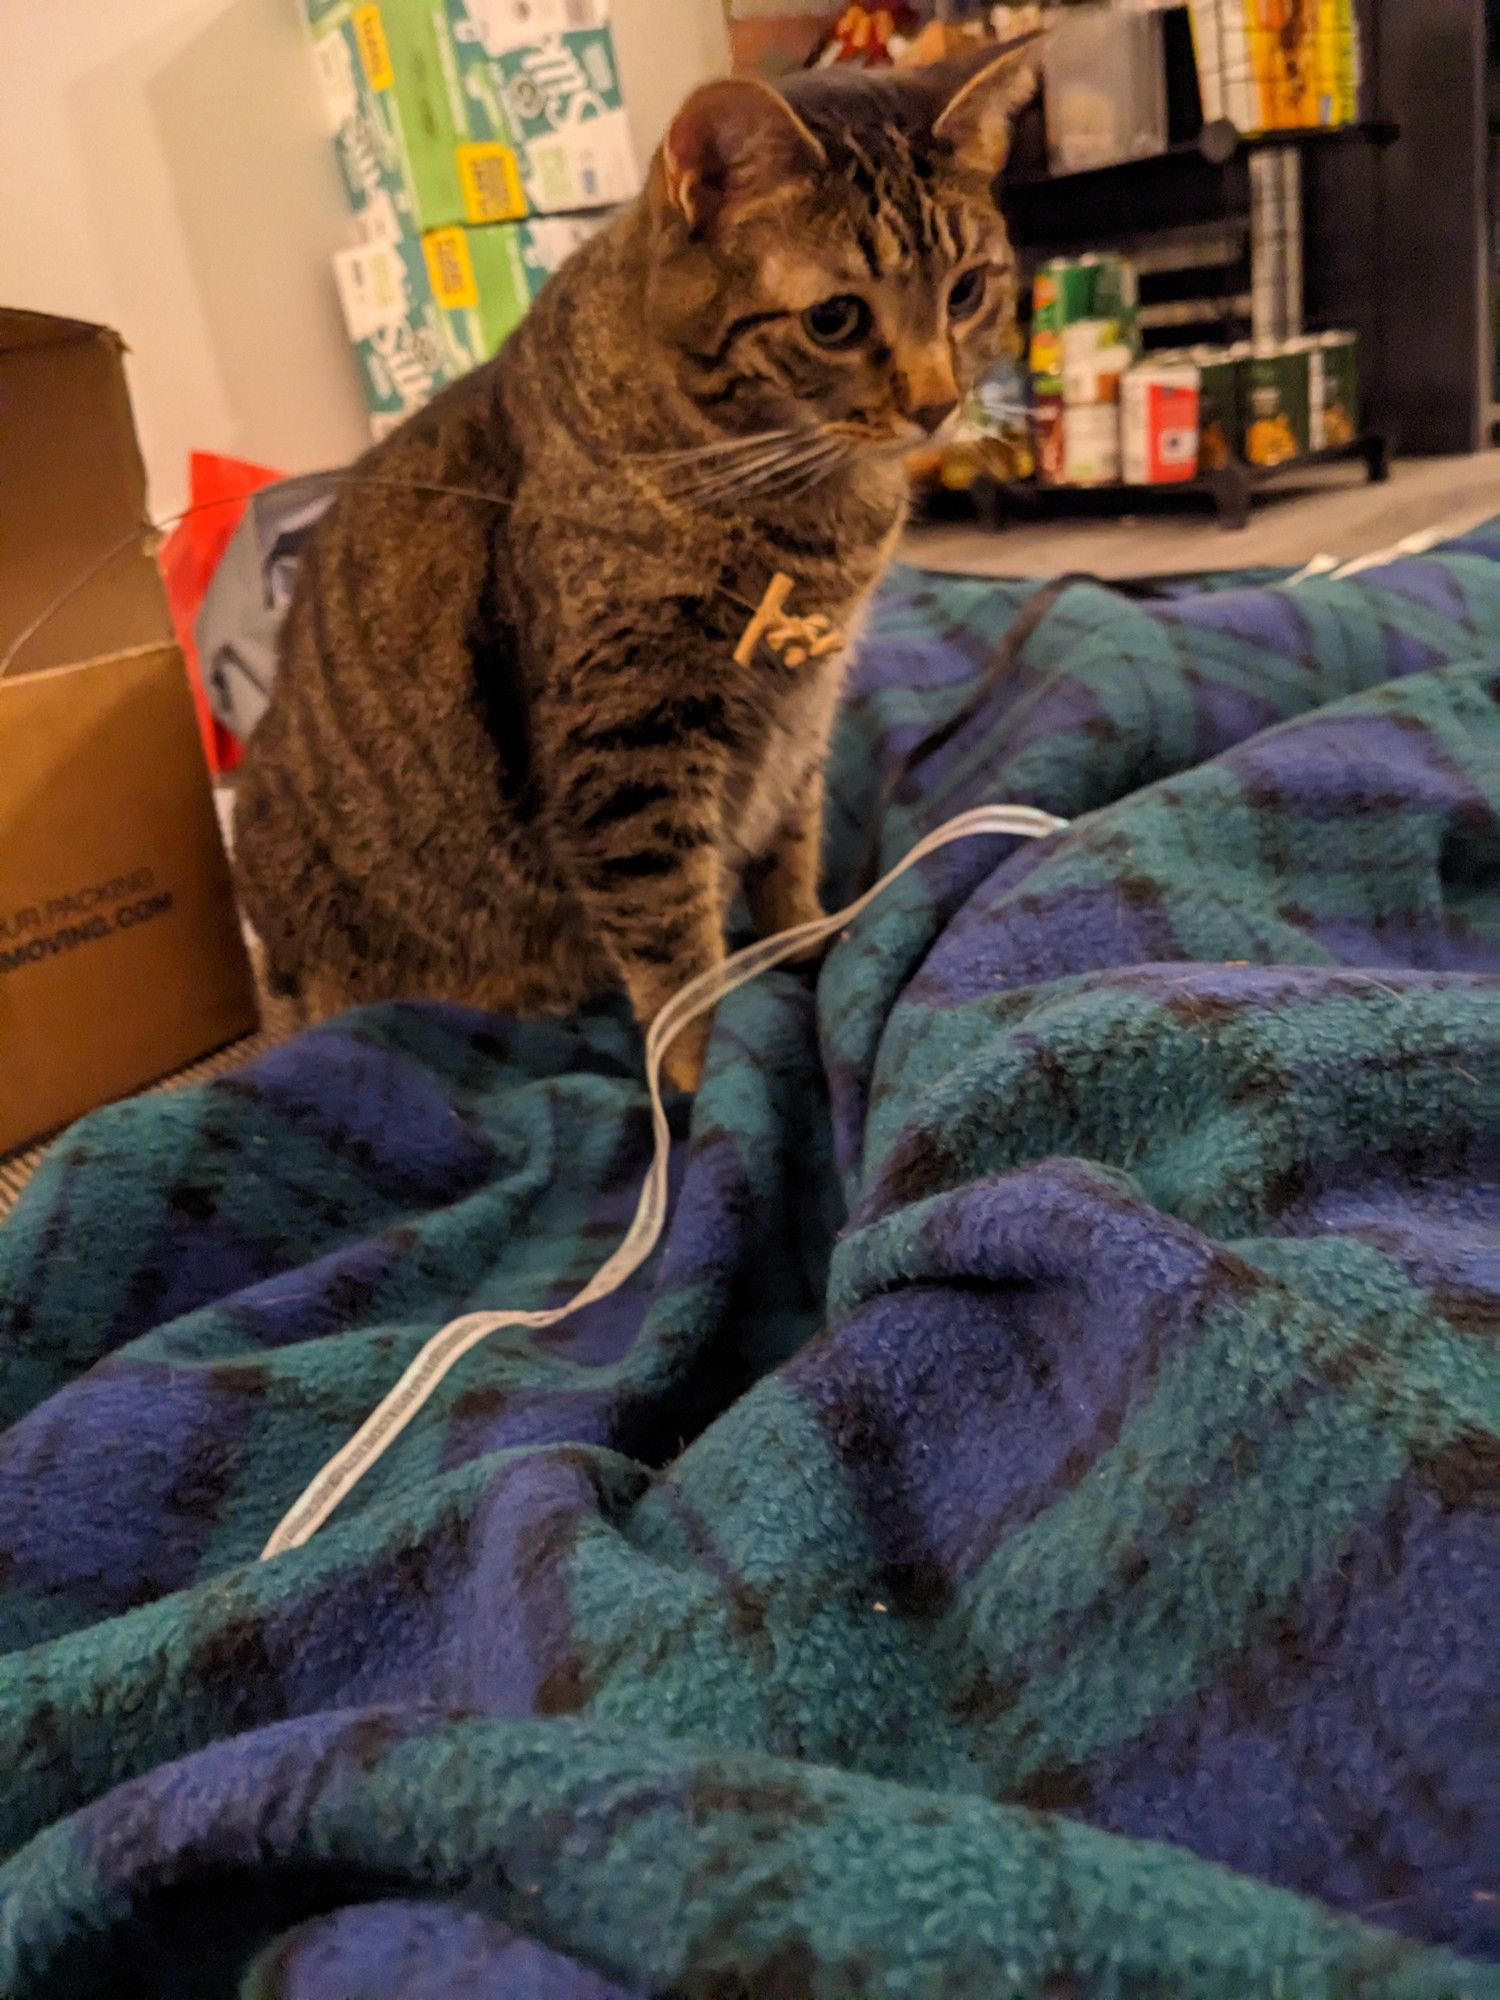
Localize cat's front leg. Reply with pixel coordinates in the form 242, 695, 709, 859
606, 842, 724, 1096
746, 766, 827, 956
550, 733, 729, 1095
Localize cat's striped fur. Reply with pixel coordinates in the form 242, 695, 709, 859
233, 41, 1039, 1091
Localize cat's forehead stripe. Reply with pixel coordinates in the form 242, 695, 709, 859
824, 119, 974, 282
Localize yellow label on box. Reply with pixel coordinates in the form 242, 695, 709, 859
423, 228, 479, 311
456, 143, 527, 224
353, 4, 393, 91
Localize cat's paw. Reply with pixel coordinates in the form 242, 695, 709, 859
769, 905, 828, 966
659, 1016, 710, 1095
754, 891, 827, 958
777, 919, 827, 967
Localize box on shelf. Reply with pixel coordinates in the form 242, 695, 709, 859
301, 0, 639, 231
1186, 0, 1361, 131
333, 214, 604, 433
0, 310, 258, 1157
1041, 2, 1168, 174
1131, 333, 1356, 473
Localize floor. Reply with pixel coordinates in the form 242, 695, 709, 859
901, 451, 1500, 580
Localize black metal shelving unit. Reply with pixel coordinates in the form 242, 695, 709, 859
934, 3, 1400, 530
956, 432, 1389, 535
1005, 115, 1400, 189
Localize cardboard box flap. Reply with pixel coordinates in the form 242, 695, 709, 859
0, 309, 170, 680
0, 306, 117, 354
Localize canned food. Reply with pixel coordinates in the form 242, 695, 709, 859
1060, 401, 1121, 486
1188, 346, 1242, 470
1083, 253, 1140, 353
1028, 259, 1088, 387
1121, 366, 1200, 485
1030, 255, 1140, 389
1031, 395, 1066, 484
1243, 341, 1310, 467
1061, 320, 1133, 404
1312, 330, 1359, 449
952, 361, 1036, 484
937, 445, 980, 492
1051, 256, 1099, 319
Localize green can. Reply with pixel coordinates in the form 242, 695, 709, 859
1312, 331, 1360, 450
1083, 252, 1140, 355
1243, 342, 1311, 468
1188, 346, 1243, 470
1056, 256, 1099, 320
1030, 254, 1140, 389
1029, 258, 1091, 390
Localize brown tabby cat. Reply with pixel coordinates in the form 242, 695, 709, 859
233, 39, 1040, 1093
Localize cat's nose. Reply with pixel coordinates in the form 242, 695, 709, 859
911, 398, 960, 437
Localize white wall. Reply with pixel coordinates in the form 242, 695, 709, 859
612, 0, 731, 195
0, 0, 728, 519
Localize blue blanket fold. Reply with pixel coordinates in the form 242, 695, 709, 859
3, 532, 1499, 1999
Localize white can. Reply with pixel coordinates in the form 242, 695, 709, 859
1061, 402, 1122, 486
1121, 364, 1201, 485
1060, 320, 1133, 405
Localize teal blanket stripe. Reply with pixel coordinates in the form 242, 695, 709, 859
2, 535, 1499, 1997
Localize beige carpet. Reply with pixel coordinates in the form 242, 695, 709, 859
904, 451, 1500, 580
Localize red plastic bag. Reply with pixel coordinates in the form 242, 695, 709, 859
158, 451, 283, 775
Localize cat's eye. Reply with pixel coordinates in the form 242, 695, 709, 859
948, 267, 988, 322
801, 294, 872, 350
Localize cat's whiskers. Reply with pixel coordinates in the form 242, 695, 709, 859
765, 445, 854, 510
777, 440, 853, 503
678, 449, 827, 507
665, 434, 828, 504
682, 434, 850, 510
646, 428, 803, 468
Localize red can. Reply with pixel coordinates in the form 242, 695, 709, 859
1032, 396, 1066, 486
1121, 366, 1201, 485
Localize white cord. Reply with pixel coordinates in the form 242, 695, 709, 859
259, 801, 1067, 1559
1329, 527, 1445, 582
1286, 517, 1483, 592
1284, 554, 1340, 588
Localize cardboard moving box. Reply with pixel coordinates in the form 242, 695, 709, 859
0, 310, 258, 1157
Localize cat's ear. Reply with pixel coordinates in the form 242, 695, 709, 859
929, 31, 1046, 179
660, 78, 826, 237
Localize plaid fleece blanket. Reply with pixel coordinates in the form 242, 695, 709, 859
3, 532, 1500, 1998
